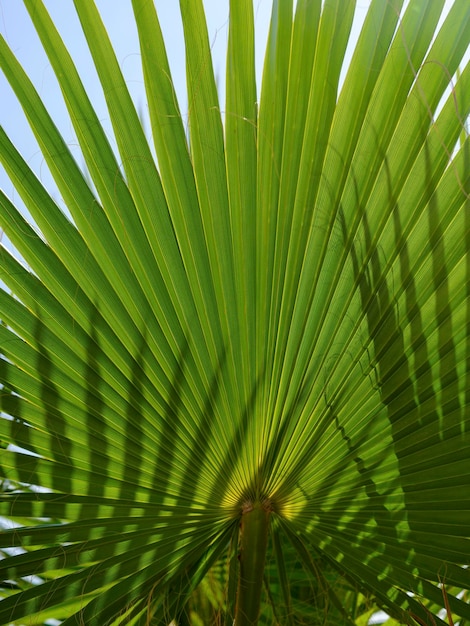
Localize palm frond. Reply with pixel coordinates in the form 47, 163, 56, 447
0, 0, 469, 624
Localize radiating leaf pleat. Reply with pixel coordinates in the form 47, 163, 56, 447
225, 0, 258, 416
255, 0, 293, 417
179, 0, 242, 417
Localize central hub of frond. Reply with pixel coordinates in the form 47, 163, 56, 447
240, 497, 274, 516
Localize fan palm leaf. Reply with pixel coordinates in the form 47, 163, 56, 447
0, 0, 469, 624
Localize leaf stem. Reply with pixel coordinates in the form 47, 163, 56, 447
234, 500, 271, 626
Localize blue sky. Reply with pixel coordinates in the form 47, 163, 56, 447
0, 0, 272, 198
0, 0, 463, 227
0, 1, 279, 244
